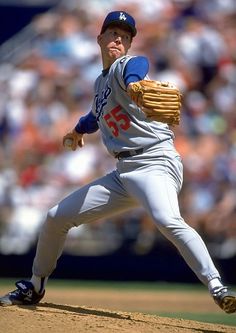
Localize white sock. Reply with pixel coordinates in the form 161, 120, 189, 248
208, 278, 224, 293
30, 275, 48, 294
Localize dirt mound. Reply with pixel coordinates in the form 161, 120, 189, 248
1, 303, 235, 333
1, 285, 236, 333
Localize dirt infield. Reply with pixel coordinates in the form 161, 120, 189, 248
0, 286, 236, 333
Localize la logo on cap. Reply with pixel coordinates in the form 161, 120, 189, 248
100, 11, 137, 37
119, 12, 127, 21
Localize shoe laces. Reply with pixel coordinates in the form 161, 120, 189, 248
10, 286, 33, 298
212, 286, 228, 297
9, 289, 21, 297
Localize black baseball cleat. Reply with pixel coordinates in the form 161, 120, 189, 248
212, 286, 236, 314
0, 280, 45, 306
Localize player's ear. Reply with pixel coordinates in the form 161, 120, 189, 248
97, 34, 102, 46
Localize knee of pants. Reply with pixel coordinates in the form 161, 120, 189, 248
46, 205, 75, 233
156, 216, 194, 244
153, 212, 186, 234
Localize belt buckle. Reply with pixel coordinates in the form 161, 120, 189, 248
130, 150, 137, 157
115, 148, 143, 159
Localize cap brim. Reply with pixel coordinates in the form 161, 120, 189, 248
101, 21, 137, 37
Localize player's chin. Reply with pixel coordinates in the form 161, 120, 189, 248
109, 49, 124, 60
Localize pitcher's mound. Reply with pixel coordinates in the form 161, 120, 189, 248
1, 303, 235, 333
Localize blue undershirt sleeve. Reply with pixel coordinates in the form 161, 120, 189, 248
74, 57, 149, 134
123, 56, 149, 87
74, 111, 99, 134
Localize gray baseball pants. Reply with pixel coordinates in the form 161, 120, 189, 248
32, 145, 220, 285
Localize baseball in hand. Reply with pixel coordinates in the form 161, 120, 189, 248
64, 138, 73, 148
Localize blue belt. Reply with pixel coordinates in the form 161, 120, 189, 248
115, 148, 144, 159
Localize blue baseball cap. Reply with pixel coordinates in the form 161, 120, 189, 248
100, 11, 137, 37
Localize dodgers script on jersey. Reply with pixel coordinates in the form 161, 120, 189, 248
92, 55, 175, 157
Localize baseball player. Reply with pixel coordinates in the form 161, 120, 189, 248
1, 11, 236, 313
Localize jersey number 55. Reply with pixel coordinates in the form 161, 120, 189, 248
104, 105, 130, 137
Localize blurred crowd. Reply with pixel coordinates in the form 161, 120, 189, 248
0, 0, 236, 259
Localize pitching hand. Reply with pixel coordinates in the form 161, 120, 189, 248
63, 129, 84, 151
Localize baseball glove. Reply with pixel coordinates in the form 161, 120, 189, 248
127, 80, 182, 125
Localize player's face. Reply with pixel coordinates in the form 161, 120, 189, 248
98, 26, 132, 69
